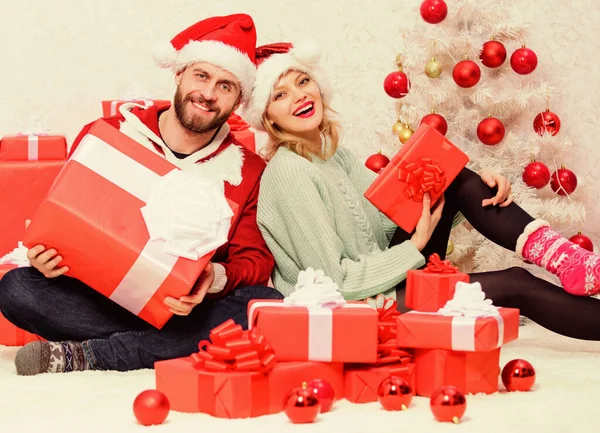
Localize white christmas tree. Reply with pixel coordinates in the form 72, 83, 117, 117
381, 0, 593, 276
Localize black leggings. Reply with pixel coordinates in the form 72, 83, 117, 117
391, 168, 600, 341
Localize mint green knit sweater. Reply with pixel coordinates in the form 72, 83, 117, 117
257, 145, 462, 301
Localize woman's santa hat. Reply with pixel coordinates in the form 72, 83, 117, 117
153, 13, 257, 105
241, 40, 333, 131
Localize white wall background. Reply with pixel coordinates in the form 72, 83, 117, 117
1, 0, 598, 244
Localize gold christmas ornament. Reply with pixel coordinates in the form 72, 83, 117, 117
425, 57, 442, 78
398, 124, 414, 144
392, 121, 405, 135
446, 239, 455, 256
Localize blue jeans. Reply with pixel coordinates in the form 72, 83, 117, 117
0, 267, 283, 371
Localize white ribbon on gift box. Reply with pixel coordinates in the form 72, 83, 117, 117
69, 133, 230, 315
248, 268, 374, 361
111, 99, 154, 116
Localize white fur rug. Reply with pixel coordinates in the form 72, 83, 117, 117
1, 321, 599, 433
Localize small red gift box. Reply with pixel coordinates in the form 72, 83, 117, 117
0, 133, 67, 161
227, 113, 256, 153
396, 308, 519, 352
406, 254, 470, 312
344, 362, 415, 403
101, 99, 170, 117
23, 119, 237, 329
248, 299, 378, 363
154, 320, 344, 417
364, 124, 470, 232
0, 265, 44, 346
0, 160, 65, 257
414, 348, 501, 397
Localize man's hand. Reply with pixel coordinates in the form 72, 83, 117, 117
164, 262, 215, 316
480, 168, 514, 207
25, 219, 69, 278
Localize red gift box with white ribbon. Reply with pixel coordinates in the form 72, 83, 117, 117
0, 133, 67, 161
101, 99, 170, 117
23, 119, 237, 328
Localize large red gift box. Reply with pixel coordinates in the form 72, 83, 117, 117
396, 308, 519, 352
23, 119, 237, 329
155, 319, 344, 418
101, 99, 170, 117
0, 140, 66, 256
344, 362, 415, 403
0, 134, 67, 161
227, 113, 256, 153
0, 265, 43, 346
414, 348, 501, 397
405, 254, 470, 312
248, 299, 378, 363
364, 124, 470, 232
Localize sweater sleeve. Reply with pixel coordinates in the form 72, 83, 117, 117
257, 156, 425, 300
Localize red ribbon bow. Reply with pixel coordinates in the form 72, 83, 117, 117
372, 295, 413, 365
398, 157, 446, 202
191, 319, 276, 374
423, 253, 458, 274
226, 113, 251, 131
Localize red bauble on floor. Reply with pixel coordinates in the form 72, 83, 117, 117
522, 160, 551, 189
429, 386, 467, 423
284, 384, 321, 423
420, 113, 448, 136
502, 359, 536, 392
307, 378, 335, 413
133, 390, 170, 426
477, 117, 505, 145
453, 60, 481, 88
377, 376, 413, 411
480, 40, 507, 68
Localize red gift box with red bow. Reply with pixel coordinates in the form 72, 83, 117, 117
154, 319, 344, 418
364, 124, 469, 233
405, 254, 470, 312
227, 113, 256, 153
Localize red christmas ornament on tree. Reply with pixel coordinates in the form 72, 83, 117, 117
133, 390, 170, 426
420, 112, 448, 136
307, 379, 335, 413
420, 0, 448, 24
430, 386, 467, 423
550, 166, 578, 196
453, 59, 481, 88
480, 39, 507, 68
569, 231, 594, 252
365, 151, 390, 173
477, 117, 505, 145
384, 56, 410, 98
502, 359, 536, 392
284, 383, 321, 424
510, 45, 538, 75
522, 160, 551, 189
533, 109, 561, 136
377, 376, 413, 411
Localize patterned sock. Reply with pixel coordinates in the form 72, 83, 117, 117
15, 341, 90, 376
517, 220, 600, 296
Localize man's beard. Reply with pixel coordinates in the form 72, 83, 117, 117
173, 88, 232, 134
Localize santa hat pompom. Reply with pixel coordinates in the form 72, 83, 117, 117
153, 40, 180, 70
291, 39, 322, 66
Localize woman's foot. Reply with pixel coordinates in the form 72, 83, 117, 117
15, 341, 90, 375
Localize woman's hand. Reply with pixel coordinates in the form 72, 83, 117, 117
410, 193, 445, 251
480, 168, 514, 207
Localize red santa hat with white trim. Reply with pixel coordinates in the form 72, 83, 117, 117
153, 13, 257, 105
241, 40, 333, 131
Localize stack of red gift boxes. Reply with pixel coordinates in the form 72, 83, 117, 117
0, 131, 68, 345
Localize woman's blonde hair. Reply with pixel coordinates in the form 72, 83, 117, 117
260, 73, 342, 162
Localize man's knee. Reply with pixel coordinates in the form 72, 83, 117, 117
0, 267, 39, 312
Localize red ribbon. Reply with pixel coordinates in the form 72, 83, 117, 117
423, 253, 458, 274
372, 295, 413, 365
191, 319, 276, 374
226, 113, 251, 131
398, 157, 446, 202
